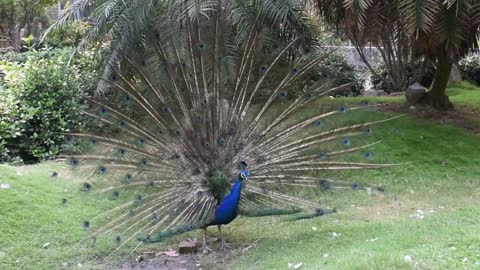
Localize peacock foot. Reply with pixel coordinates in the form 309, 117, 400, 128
201, 241, 212, 253
218, 237, 231, 251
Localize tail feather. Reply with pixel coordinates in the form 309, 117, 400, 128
60, 2, 403, 256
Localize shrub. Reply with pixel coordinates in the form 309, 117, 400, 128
459, 54, 480, 85
318, 51, 365, 96
371, 60, 435, 93
0, 48, 98, 164
43, 21, 92, 48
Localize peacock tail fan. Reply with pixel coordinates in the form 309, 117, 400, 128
58, 2, 401, 256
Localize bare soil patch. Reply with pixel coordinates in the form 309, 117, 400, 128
379, 103, 480, 134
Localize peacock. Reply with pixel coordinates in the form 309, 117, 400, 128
60, 1, 400, 254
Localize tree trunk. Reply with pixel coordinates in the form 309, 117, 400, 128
420, 54, 454, 110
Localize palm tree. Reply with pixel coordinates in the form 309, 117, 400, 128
314, 0, 480, 110
46, 0, 318, 93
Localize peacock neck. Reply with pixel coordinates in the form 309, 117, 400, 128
229, 179, 243, 203
213, 178, 243, 225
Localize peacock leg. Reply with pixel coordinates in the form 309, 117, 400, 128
217, 225, 231, 250
202, 227, 212, 253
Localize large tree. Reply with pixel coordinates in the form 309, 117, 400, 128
315, 0, 480, 110
0, 0, 57, 48
47, 0, 317, 93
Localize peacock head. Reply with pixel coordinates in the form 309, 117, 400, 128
240, 170, 249, 181
239, 161, 249, 181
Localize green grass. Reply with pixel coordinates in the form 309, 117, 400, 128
1, 83, 480, 269
447, 81, 480, 109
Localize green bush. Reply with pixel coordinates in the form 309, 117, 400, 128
371, 61, 435, 93
0, 48, 98, 164
318, 51, 365, 96
459, 54, 480, 85
43, 21, 91, 48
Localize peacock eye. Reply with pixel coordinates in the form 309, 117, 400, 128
364, 152, 374, 159
119, 121, 127, 128
71, 159, 79, 167
113, 191, 119, 199
84, 183, 92, 192
291, 68, 298, 75
339, 106, 346, 113
218, 138, 226, 146
66, 135, 74, 144
352, 183, 360, 190
99, 166, 107, 174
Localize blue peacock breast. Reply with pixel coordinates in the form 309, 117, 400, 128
213, 179, 243, 225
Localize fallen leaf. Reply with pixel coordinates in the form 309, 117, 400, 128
288, 262, 303, 269
293, 262, 303, 269
404, 255, 413, 264
163, 250, 180, 257
332, 232, 341, 238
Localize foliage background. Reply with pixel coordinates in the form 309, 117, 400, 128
0, 47, 99, 163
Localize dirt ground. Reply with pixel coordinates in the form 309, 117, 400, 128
115, 238, 258, 270
379, 103, 480, 134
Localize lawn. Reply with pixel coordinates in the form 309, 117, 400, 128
1, 83, 479, 270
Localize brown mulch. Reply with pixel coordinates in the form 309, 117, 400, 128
378, 103, 480, 134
